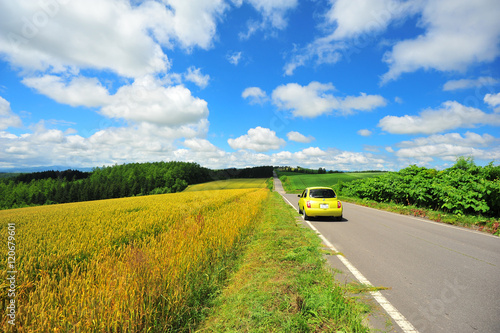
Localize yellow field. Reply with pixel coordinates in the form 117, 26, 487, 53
0, 188, 268, 332
183, 178, 269, 192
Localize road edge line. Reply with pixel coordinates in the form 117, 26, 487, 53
278, 192, 420, 333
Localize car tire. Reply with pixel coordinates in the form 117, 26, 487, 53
337, 215, 343, 221
303, 209, 309, 220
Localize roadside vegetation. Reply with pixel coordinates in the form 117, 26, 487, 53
338, 158, 500, 216
337, 195, 499, 235
198, 192, 369, 332
278, 158, 500, 235
337, 158, 500, 235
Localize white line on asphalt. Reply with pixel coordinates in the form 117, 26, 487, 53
278, 191, 420, 333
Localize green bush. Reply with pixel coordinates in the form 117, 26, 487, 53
339, 158, 500, 217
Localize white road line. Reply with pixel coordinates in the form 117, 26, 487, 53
277, 191, 420, 333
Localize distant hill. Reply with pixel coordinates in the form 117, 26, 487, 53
0, 165, 93, 173
0, 173, 21, 179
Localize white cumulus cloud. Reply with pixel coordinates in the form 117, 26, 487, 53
287, 131, 314, 143
0, 96, 22, 130
397, 132, 496, 148
184, 67, 210, 89
160, 0, 229, 50
22, 75, 111, 107
183, 138, 218, 152
0, 0, 172, 78
242, 87, 268, 104
0, 0, 231, 78
443, 77, 499, 91
484, 92, 500, 110
357, 129, 372, 136
101, 79, 209, 127
228, 126, 286, 152
22, 74, 210, 128
284, 0, 418, 75
378, 101, 500, 134
394, 132, 500, 162
381, 0, 500, 83
227, 51, 243, 65
239, 0, 298, 39
272, 82, 386, 117
325, 0, 417, 40
0, 119, 209, 169
284, 0, 500, 83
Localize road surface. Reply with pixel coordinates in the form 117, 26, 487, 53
274, 175, 500, 333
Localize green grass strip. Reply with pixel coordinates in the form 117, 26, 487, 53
197, 192, 369, 332
184, 178, 269, 192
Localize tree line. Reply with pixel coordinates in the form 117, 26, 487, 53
210, 166, 274, 179
277, 166, 386, 174
0, 163, 274, 210
14, 169, 91, 183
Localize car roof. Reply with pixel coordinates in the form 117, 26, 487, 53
306, 187, 333, 190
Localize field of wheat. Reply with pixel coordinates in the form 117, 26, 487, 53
0, 188, 268, 332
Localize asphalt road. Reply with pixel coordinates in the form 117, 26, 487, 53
274, 176, 500, 333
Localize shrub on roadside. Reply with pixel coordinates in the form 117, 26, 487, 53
337, 158, 500, 217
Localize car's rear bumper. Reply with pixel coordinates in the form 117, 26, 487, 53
305, 208, 342, 217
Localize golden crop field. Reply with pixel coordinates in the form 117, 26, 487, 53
0, 188, 268, 332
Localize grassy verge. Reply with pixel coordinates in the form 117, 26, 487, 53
340, 195, 500, 236
276, 172, 383, 194
266, 177, 274, 191
197, 192, 369, 332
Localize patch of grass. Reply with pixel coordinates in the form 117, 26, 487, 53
277, 172, 383, 193
265, 177, 274, 191
340, 196, 500, 236
197, 192, 369, 332
184, 178, 269, 192
346, 282, 391, 294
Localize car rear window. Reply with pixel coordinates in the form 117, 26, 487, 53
309, 189, 336, 198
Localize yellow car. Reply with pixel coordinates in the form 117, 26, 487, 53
298, 187, 343, 221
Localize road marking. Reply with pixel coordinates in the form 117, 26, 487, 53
277, 190, 420, 333
302, 220, 419, 333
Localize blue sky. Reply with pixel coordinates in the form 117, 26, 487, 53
1, 0, 500, 171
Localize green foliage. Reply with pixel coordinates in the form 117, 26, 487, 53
337, 159, 500, 217
266, 177, 274, 191
14, 169, 90, 183
210, 166, 274, 179
0, 162, 209, 210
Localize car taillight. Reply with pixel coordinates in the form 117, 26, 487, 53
307, 201, 311, 208
338, 201, 342, 209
